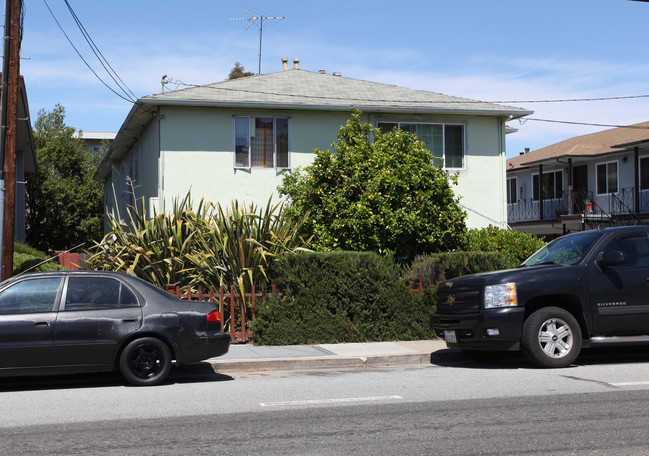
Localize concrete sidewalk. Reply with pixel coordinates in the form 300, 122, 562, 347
208, 339, 448, 373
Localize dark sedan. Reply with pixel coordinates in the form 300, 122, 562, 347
0, 270, 230, 386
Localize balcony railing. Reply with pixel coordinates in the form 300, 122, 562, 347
508, 187, 648, 224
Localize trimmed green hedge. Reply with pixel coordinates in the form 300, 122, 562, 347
406, 251, 516, 286
253, 250, 520, 346
253, 251, 434, 345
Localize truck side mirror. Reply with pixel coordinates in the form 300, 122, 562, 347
597, 250, 626, 269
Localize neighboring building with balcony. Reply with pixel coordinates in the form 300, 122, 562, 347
507, 121, 649, 237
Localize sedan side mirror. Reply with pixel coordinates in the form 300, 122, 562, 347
597, 250, 626, 269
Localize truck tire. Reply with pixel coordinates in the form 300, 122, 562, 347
521, 307, 582, 368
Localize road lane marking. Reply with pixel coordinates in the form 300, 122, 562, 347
610, 381, 649, 387
259, 395, 403, 407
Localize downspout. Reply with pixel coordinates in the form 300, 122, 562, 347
499, 117, 508, 228
538, 164, 544, 220
634, 146, 640, 214
157, 111, 164, 213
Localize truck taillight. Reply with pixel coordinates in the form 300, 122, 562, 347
207, 310, 222, 323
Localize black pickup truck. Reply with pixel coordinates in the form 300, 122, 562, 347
432, 225, 649, 367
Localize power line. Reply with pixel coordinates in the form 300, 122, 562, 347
520, 118, 649, 129
491, 94, 649, 104
163, 78, 649, 108
43, 0, 136, 104
63, 0, 137, 102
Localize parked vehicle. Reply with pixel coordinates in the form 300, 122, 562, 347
433, 226, 649, 367
0, 271, 230, 385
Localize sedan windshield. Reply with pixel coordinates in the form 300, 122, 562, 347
522, 231, 601, 266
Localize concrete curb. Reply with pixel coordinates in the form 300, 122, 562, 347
209, 352, 433, 373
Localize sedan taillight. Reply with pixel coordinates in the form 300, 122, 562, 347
206, 310, 222, 323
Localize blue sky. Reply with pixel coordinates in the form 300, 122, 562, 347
20, 0, 649, 157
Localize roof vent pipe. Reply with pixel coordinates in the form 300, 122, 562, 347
281, 57, 289, 70
293, 58, 300, 69
525, 147, 530, 154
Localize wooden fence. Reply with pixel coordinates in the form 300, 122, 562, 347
165, 284, 283, 343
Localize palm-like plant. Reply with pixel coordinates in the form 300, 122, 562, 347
186, 198, 311, 299
87, 192, 216, 289
88, 193, 311, 297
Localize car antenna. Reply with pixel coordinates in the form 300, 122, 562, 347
15, 243, 85, 276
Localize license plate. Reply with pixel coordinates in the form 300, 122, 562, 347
444, 330, 457, 344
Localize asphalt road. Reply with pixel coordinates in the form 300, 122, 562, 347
3, 348, 649, 455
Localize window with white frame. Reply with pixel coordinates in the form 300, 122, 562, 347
596, 161, 618, 195
507, 178, 517, 204
640, 156, 649, 190
234, 116, 289, 169
377, 122, 465, 169
532, 170, 563, 201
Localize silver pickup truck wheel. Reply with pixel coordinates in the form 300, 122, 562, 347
521, 307, 582, 368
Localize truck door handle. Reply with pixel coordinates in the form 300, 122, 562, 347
34, 321, 51, 327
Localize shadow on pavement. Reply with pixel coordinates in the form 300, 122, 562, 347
429, 345, 649, 370
0, 362, 233, 392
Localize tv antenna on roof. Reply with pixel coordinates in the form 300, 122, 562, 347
229, 9, 284, 74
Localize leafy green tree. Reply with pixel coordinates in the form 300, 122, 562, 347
26, 105, 104, 251
227, 62, 254, 80
279, 109, 467, 259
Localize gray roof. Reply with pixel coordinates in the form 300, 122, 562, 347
95, 69, 532, 181
142, 69, 532, 117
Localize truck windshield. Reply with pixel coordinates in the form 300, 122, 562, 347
522, 231, 601, 266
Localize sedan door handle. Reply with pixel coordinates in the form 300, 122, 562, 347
33, 321, 51, 327
122, 318, 138, 323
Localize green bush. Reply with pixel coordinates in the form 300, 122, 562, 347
13, 243, 64, 275
466, 226, 545, 264
253, 251, 435, 345
406, 251, 516, 286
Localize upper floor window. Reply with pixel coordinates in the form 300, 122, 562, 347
377, 122, 465, 169
597, 161, 618, 195
532, 170, 562, 201
234, 116, 289, 169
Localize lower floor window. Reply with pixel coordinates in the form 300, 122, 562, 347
532, 170, 563, 201
596, 161, 618, 195
235, 116, 289, 169
507, 178, 517, 204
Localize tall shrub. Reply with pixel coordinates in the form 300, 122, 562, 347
253, 251, 435, 345
466, 226, 546, 264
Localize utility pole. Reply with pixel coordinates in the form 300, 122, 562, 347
229, 9, 284, 74
0, 0, 22, 281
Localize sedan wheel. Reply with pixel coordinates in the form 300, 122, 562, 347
521, 307, 582, 368
119, 337, 171, 386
